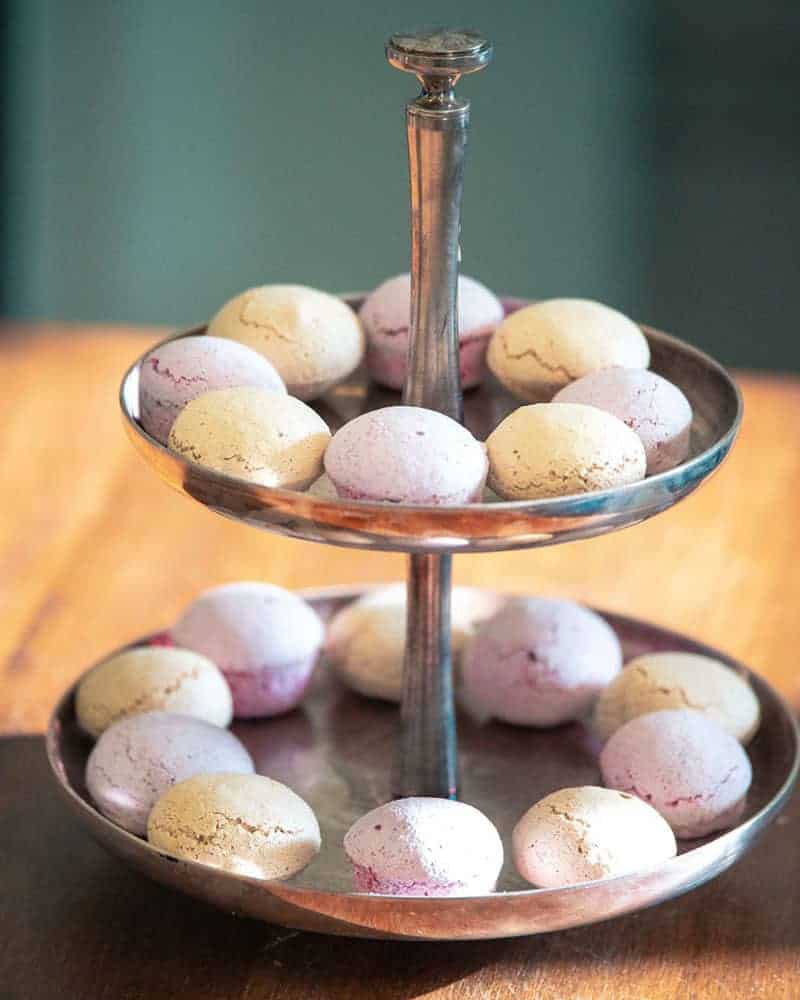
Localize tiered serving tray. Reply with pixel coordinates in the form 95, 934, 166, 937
46, 27, 798, 940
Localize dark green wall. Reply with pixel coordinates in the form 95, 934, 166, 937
3, 2, 799, 371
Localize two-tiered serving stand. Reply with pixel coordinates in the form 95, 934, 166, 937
47, 29, 798, 940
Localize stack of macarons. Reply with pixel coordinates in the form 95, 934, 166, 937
76, 584, 761, 894
140, 278, 695, 506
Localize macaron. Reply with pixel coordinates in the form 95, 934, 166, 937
486, 402, 647, 500
76, 646, 233, 739
512, 786, 677, 888
324, 406, 487, 504
594, 651, 760, 745
360, 273, 503, 390
554, 368, 693, 474
147, 773, 321, 879
460, 597, 622, 727
324, 584, 505, 702
599, 709, 753, 838
170, 582, 325, 718
138, 335, 285, 446
343, 797, 503, 896
208, 284, 364, 400
86, 711, 254, 835
487, 298, 650, 401
168, 386, 330, 490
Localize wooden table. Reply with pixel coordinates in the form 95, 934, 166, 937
2, 327, 799, 998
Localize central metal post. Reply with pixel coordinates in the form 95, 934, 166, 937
387, 29, 492, 799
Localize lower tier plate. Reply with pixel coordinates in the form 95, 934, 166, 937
47, 586, 798, 940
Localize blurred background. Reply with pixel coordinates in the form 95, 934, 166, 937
1, 0, 798, 370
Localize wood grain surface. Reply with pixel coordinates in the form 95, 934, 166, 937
1, 328, 799, 998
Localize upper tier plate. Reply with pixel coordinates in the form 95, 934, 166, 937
120, 298, 742, 553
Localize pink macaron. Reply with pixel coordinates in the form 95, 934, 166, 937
344, 797, 504, 896
324, 406, 487, 504
360, 273, 503, 390
553, 368, 692, 474
599, 709, 752, 838
86, 711, 254, 835
460, 597, 622, 727
139, 335, 285, 445
170, 582, 325, 719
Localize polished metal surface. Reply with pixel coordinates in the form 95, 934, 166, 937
388, 29, 492, 801
119, 297, 742, 554
47, 586, 800, 940
397, 555, 458, 799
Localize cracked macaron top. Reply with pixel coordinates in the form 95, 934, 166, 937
343, 797, 504, 896
512, 786, 676, 888
168, 386, 330, 490
487, 298, 650, 402
594, 651, 761, 745
486, 402, 646, 500
76, 646, 233, 739
460, 596, 622, 727
86, 711, 254, 836
324, 406, 488, 505
599, 709, 753, 839
207, 284, 364, 400
138, 335, 285, 445
554, 368, 693, 475
147, 772, 321, 879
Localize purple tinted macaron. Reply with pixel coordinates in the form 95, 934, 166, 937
170, 582, 325, 719
344, 797, 504, 896
139, 335, 285, 445
554, 368, 692, 474
460, 597, 622, 727
85, 711, 254, 836
360, 273, 503, 390
324, 406, 488, 504
599, 708, 752, 838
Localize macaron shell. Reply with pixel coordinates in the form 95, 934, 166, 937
599, 709, 753, 838
168, 386, 330, 490
324, 406, 487, 505
554, 368, 692, 474
486, 402, 647, 500
512, 786, 677, 888
487, 298, 650, 401
76, 647, 233, 739
594, 651, 761, 744
208, 285, 364, 400
460, 596, 622, 726
344, 797, 503, 896
86, 711, 254, 835
147, 773, 321, 879
138, 335, 285, 445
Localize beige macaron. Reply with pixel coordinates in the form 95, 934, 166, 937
324, 584, 504, 702
76, 646, 233, 739
147, 773, 321, 879
486, 402, 647, 500
512, 786, 677, 888
488, 298, 650, 401
168, 386, 330, 490
208, 284, 364, 400
594, 651, 761, 745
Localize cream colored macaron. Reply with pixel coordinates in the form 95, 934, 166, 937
147, 773, 321, 879
168, 386, 330, 490
594, 651, 761, 744
487, 402, 646, 500
512, 786, 676, 888
76, 646, 232, 739
324, 584, 504, 702
208, 284, 364, 400
488, 298, 650, 401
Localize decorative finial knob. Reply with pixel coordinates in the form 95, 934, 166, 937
386, 28, 493, 93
